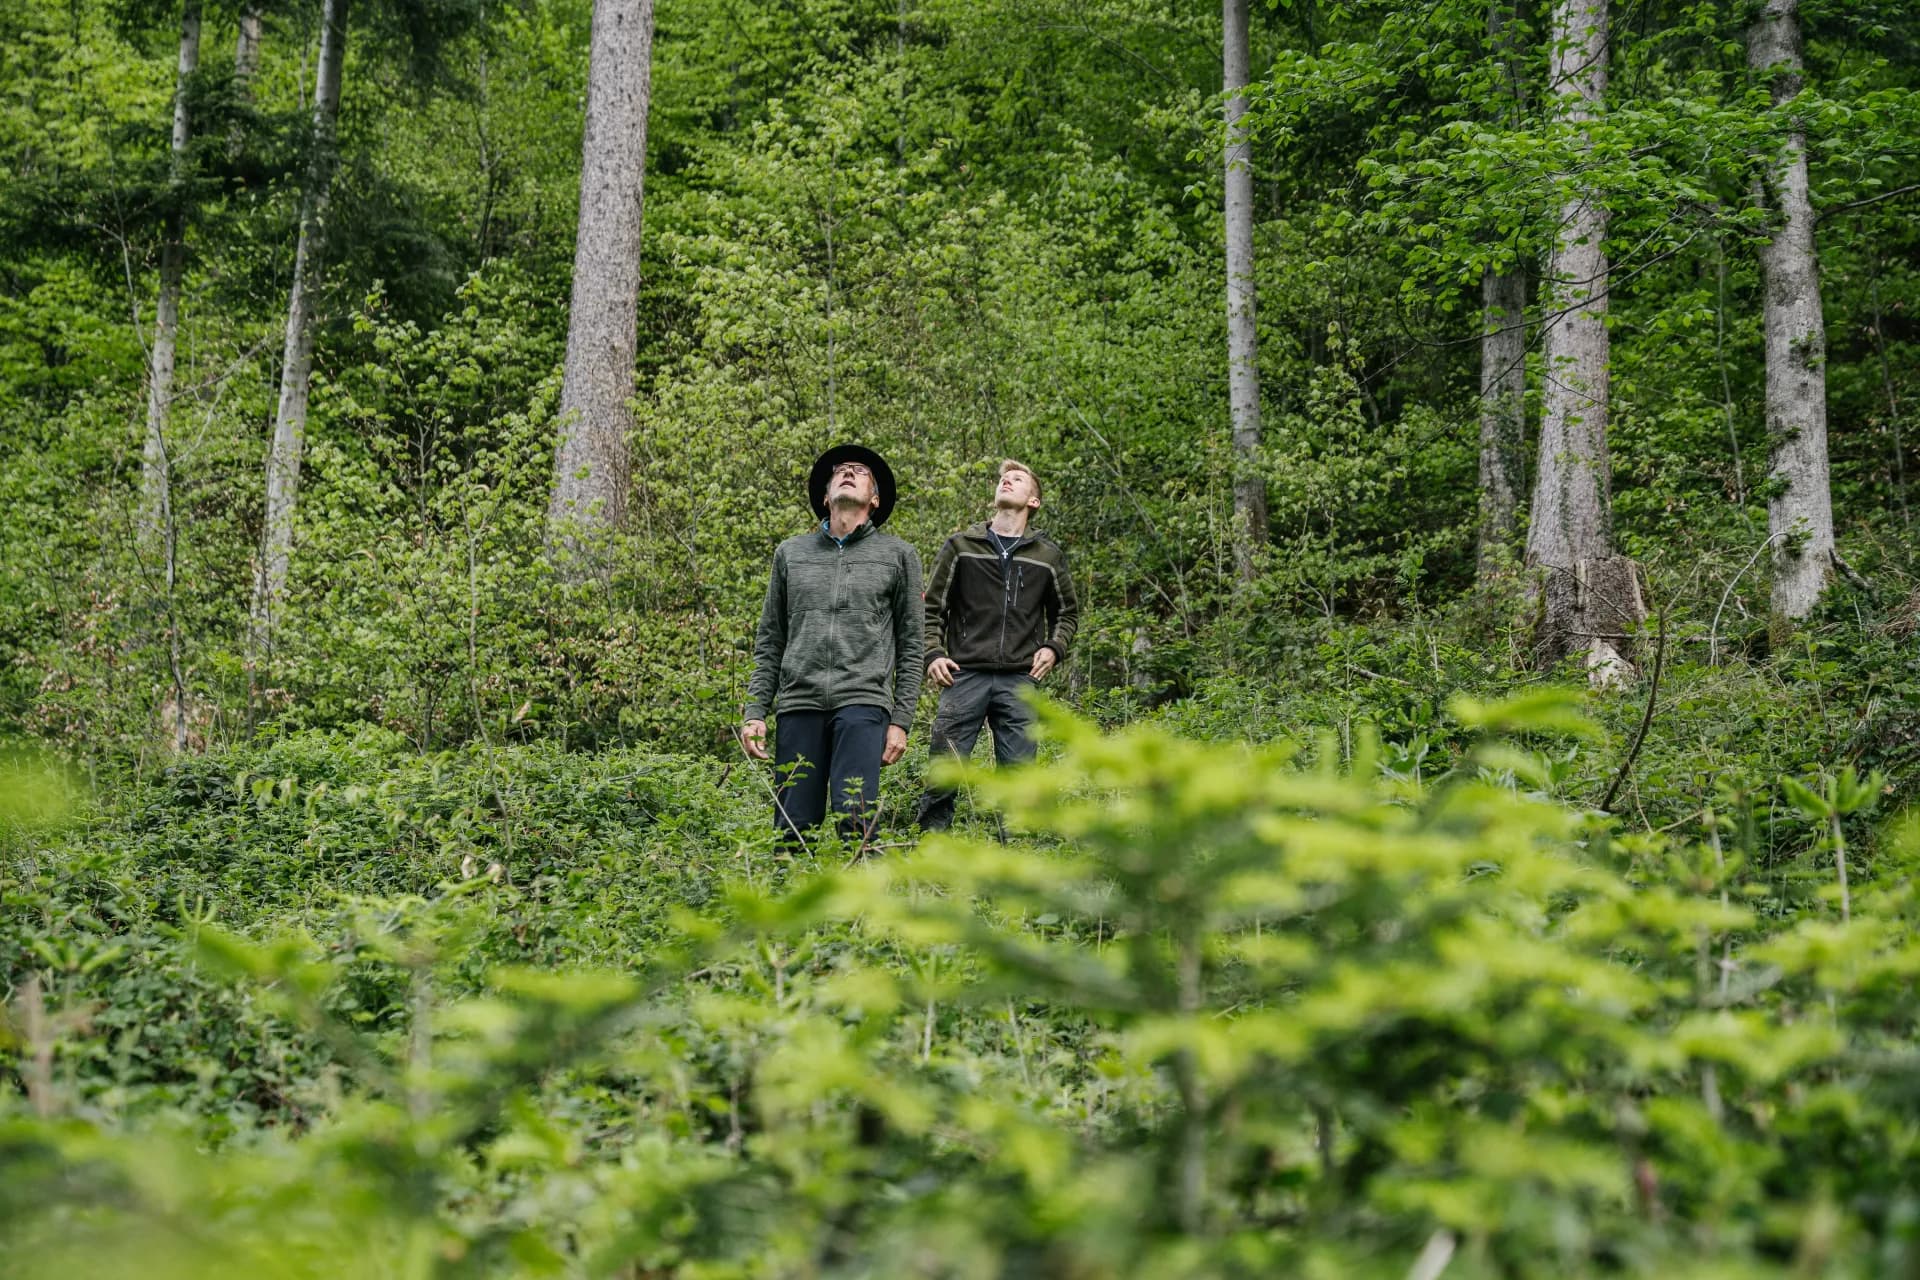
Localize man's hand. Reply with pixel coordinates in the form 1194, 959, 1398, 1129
741, 719, 770, 760
1029, 647, 1057, 681
927, 656, 961, 687
882, 724, 908, 765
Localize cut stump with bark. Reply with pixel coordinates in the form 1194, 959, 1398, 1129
1532, 555, 1646, 687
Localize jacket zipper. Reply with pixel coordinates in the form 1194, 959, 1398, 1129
1015, 563, 1027, 659
996, 532, 1019, 665
830, 537, 843, 705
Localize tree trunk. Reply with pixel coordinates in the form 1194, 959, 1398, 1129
1524, 0, 1641, 682
230, 4, 262, 156
548, 0, 654, 549
1223, 0, 1265, 582
1748, 0, 1834, 629
235, 5, 262, 83
140, 0, 202, 551
1475, 0, 1525, 580
896, 0, 908, 165
250, 0, 347, 659
1477, 267, 1526, 576
1869, 265, 1909, 528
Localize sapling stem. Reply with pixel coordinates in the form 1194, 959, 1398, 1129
1829, 810, 1850, 924
1702, 809, 1728, 1121
1172, 924, 1205, 1234
1005, 999, 1031, 1087
408, 967, 432, 1121
23, 978, 53, 1119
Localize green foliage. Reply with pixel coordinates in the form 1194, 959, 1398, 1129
0, 749, 75, 833
6, 0, 1916, 751
3, 0, 1920, 1272
6, 704, 1920, 1274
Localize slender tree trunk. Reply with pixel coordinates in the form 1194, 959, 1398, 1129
162, 465, 193, 752
250, 0, 347, 659
1171, 922, 1206, 1233
235, 5, 263, 80
1476, 0, 1526, 579
1715, 239, 1749, 508
140, 0, 202, 550
548, 0, 654, 549
230, 4, 262, 156
1869, 267, 1909, 528
896, 0, 908, 165
1525, 0, 1642, 681
1748, 0, 1835, 630
1223, 0, 1265, 582
1477, 267, 1526, 575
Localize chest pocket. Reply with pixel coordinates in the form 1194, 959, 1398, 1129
840, 548, 898, 617
1015, 559, 1050, 611
844, 566, 894, 618
787, 559, 837, 612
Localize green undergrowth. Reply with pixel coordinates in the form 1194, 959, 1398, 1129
3, 686, 1920, 1276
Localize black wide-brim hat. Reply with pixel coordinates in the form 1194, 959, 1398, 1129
808, 444, 897, 527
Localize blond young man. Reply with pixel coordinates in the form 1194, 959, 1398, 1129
916, 460, 1079, 831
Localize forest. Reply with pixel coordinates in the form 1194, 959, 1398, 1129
3, 0, 1920, 1273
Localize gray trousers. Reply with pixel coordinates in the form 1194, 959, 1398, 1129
915, 669, 1037, 830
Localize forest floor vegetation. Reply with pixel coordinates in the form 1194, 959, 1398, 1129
6, 602, 1920, 1277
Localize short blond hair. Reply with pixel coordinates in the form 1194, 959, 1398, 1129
999, 458, 1041, 504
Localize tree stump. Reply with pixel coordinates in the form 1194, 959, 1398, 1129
1532, 555, 1647, 687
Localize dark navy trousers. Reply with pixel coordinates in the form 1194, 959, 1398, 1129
772, 704, 890, 842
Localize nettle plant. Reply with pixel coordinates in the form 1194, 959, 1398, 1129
5, 704, 1919, 1277
813, 698, 1906, 1273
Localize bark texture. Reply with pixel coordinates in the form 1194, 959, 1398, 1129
1748, 0, 1834, 627
548, 0, 655, 543
251, 0, 346, 656
1223, 0, 1265, 581
1525, 0, 1641, 679
140, 0, 202, 550
1477, 266, 1526, 576
230, 5, 262, 157
235, 6, 262, 85
1476, 0, 1526, 580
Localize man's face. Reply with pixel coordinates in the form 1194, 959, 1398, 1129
829, 461, 879, 514
994, 467, 1039, 512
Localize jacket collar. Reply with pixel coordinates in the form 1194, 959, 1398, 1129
966, 519, 1035, 549
820, 517, 876, 548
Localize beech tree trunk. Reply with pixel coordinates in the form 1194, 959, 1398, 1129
250, 0, 346, 658
140, 0, 202, 550
235, 5, 262, 85
1869, 267, 1910, 528
1477, 268, 1527, 575
1223, 0, 1265, 582
1525, 0, 1642, 681
1476, 0, 1526, 580
1748, 0, 1834, 629
548, 0, 655, 546
230, 5, 262, 156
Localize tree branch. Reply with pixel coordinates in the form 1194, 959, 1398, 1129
1600, 603, 1667, 815
1817, 182, 1920, 222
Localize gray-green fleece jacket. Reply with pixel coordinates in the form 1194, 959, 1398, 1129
744, 521, 925, 729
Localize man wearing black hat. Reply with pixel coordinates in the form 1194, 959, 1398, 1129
741, 445, 924, 845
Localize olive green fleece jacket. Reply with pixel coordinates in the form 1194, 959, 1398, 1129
743, 521, 925, 729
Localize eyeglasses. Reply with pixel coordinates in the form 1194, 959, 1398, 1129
831, 463, 872, 479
